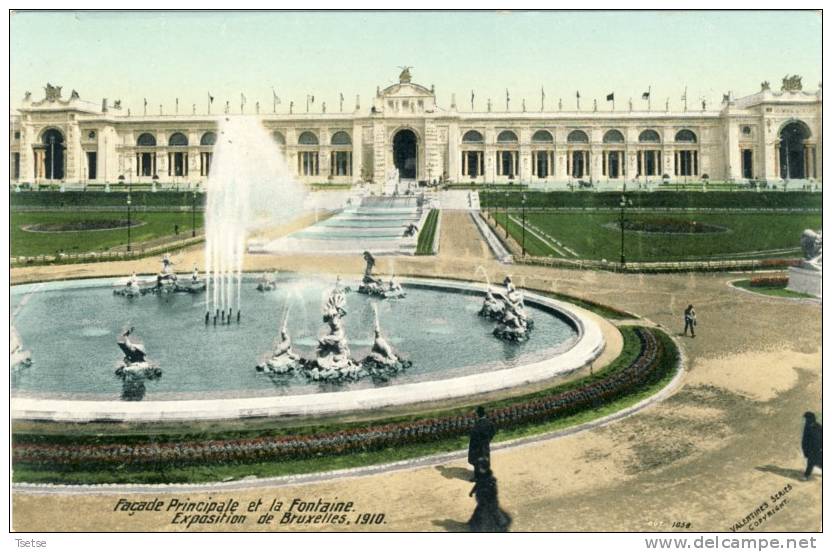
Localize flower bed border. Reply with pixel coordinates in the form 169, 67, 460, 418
13, 328, 669, 470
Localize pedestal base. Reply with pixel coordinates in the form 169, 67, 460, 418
787, 266, 822, 298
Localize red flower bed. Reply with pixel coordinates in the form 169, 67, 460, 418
13, 329, 669, 469
759, 259, 801, 268
749, 275, 789, 287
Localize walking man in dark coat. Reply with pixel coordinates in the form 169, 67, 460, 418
468, 406, 496, 477
683, 304, 696, 337
802, 411, 822, 481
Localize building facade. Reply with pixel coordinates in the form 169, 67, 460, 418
9, 71, 822, 189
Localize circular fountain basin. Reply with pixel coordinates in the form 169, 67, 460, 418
11, 275, 605, 422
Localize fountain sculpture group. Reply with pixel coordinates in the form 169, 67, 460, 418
357, 251, 406, 299
257, 276, 411, 383
114, 327, 161, 380
114, 255, 205, 297
105, 250, 533, 396
480, 276, 534, 342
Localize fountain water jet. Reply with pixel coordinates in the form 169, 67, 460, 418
203, 117, 306, 321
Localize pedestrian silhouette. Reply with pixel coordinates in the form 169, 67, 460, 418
801, 412, 822, 480
468, 457, 512, 532
468, 406, 496, 478
683, 304, 696, 337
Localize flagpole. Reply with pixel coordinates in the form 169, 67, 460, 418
648, 86, 652, 111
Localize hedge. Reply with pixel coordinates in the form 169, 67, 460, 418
10, 191, 205, 209
12, 327, 673, 469
480, 191, 822, 210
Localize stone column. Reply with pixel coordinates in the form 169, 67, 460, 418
351, 122, 363, 183
447, 121, 460, 182
371, 122, 386, 187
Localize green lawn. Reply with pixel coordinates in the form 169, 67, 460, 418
416, 209, 440, 255
732, 279, 816, 299
480, 190, 822, 210
492, 211, 819, 262
11, 210, 204, 257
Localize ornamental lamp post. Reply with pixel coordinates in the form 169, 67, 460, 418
120, 175, 132, 253
192, 190, 197, 237
521, 193, 527, 257
504, 192, 509, 238
619, 194, 632, 267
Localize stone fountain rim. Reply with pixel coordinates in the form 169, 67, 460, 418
10, 275, 606, 423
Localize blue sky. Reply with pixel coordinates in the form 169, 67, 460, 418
10, 10, 822, 113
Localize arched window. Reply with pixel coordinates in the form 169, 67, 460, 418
200, 132, 216, 146
331, 131, 352, 146
531, 130, 553, 143
603, 129, 625, 143
462, 130, 484, 143
169, 132, 188, 146
496, 130, 518, 143
675, 129, 697, 143
298, 131, 319, 145
567, 130, 589, 143
638, 129, 661, 143
272, 131, 286, 145
136, 133, 156, 147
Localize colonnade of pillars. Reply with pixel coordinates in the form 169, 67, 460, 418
674, 150, 698, 177
774, 144, 818, 179
299, 151, 319, 176
200, 152, 212, 177
462, 151, 484, 178
167, 152, 189, 177
637, 150, 661, 177
136, 152, 157, 177
496, 151, 519, 177
330, 151, 353, 176
532, 151, 555, 178
602, 151, 625, 178
567, 150, 589, 178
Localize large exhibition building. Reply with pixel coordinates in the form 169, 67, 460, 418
9, 70, 822, 188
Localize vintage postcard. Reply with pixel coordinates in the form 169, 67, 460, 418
7, 8, 824, 544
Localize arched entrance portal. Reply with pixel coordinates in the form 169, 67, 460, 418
393, 129, 418, 179
779, 121, 810, 179
42, 128, 65, 180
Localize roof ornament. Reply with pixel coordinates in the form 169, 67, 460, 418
760, 80, 770, 91
781, 75, 803, 92
70, 89, 80, 100
44, 83, 62, 101
398, 66, 413, 84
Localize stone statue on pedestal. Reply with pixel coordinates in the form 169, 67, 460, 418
479, 286, 505, 319
256, 319, 301, 374
492, 276, 534, 342
362, 306, 411, 381
115, 327, 161, 380
300, 278, 365, 381
800, 229, 822, 269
